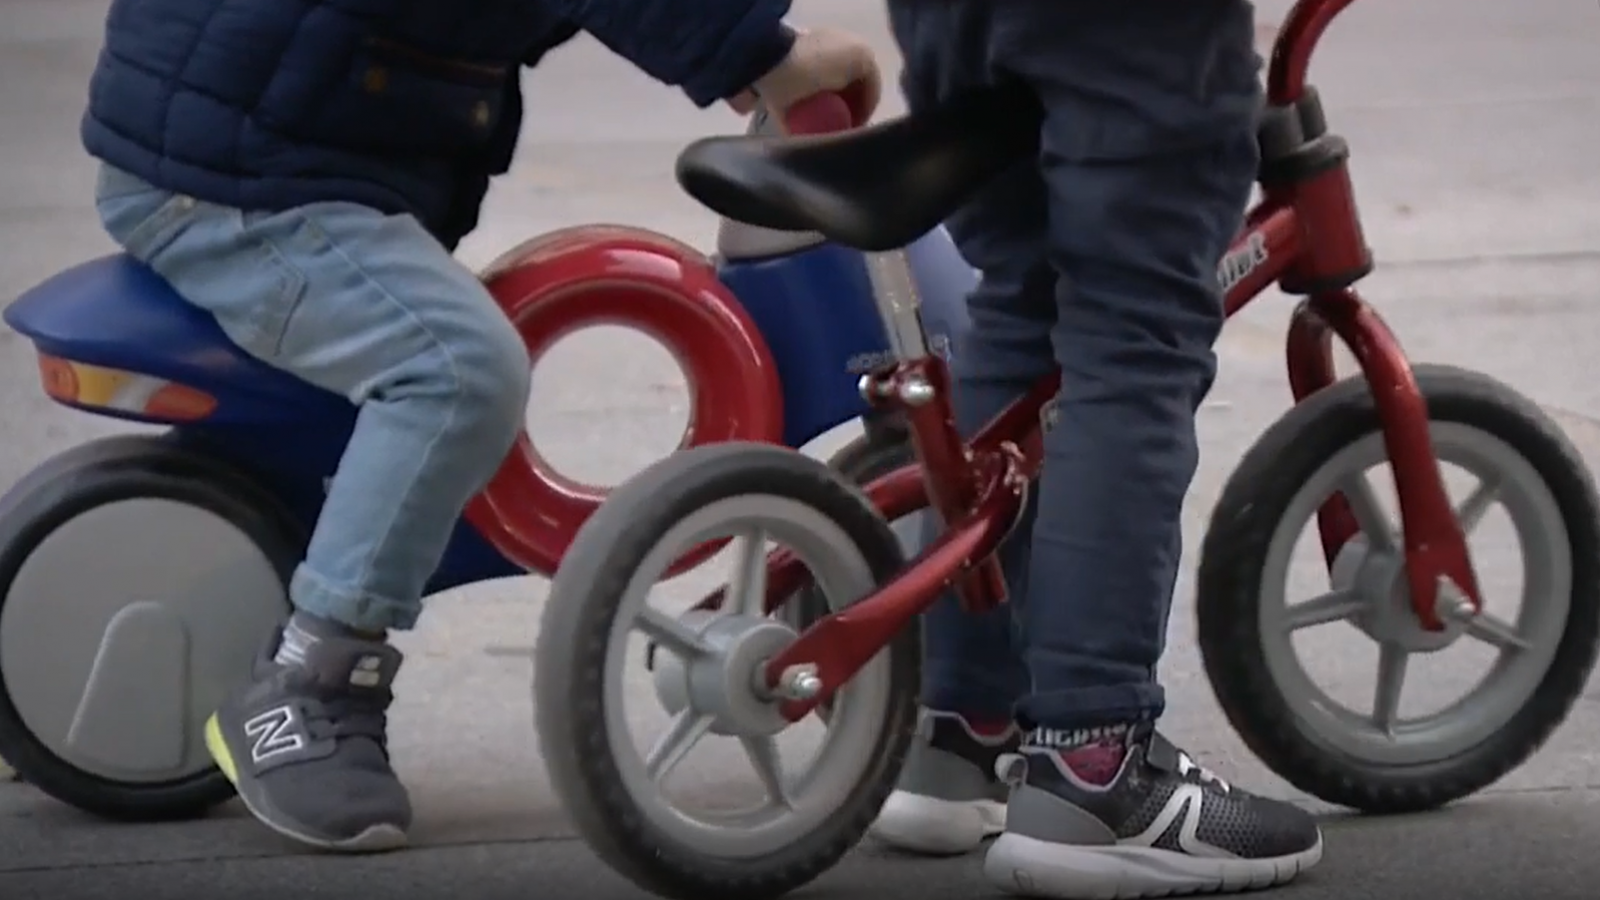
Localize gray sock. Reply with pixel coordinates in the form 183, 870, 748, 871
274, 612, 381, 667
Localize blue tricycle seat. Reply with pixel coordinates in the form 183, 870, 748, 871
5, 254, 341, 421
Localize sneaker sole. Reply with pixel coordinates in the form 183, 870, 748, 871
870, 791, 1007, 856
204, 715, 408, 854
983, 831, 1324, 899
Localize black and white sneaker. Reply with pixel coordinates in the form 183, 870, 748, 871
983, 725, 1322, 899
870, 709, 1021, 855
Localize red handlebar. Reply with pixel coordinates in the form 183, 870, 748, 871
778, 80, 873, 136
781, 92, 855, 136
1267, 0, 1360, 105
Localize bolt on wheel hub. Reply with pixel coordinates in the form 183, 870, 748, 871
1334, 536, 1466, 654
650, 610, 800, 737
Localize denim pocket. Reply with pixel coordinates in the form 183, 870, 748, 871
97, 196, 205, 273
198, 209, 312, 361
91, 166, 311, 362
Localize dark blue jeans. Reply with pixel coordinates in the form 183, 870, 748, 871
894, 0, 1262, 730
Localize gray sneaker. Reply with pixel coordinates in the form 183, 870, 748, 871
869, 709, 1020, 855
204, 625, 411, 852
984, 726, 1322, 898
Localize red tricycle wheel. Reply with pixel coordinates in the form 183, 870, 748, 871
465, 226, 785, 578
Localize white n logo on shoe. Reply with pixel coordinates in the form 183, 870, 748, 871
242, 705, 306, 765
1127, 785, 1236, 859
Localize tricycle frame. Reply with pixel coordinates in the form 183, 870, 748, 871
754, 0, 1485, 719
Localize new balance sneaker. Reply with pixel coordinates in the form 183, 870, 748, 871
983, 724, 1322, 899
870, 709, 1021, 855
204, 615, 412, 852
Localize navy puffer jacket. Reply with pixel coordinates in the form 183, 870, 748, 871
82, 0, 794, 248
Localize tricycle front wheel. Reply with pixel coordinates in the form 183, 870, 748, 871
1198, 364, 1600, 813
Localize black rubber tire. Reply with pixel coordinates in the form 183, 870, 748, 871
535, 441, 920, 900
784, 429, 918, 634
1197, 364, 1600, 814
0, 435, 300, 821
639, 425, 917, 689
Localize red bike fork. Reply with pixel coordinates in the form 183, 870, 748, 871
1285, 290, 1482, 630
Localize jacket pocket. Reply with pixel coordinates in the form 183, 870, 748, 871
365, 38, 510, 87
312, 38, 516, 156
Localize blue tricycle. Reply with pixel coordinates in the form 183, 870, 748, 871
0, 97, 963, 820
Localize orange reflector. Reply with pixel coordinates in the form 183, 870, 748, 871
144, 382, 219, 421
35, 353, 218, 422
37, 354, 79, 403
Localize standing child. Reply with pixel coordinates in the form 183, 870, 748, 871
868, 2, 1325, 898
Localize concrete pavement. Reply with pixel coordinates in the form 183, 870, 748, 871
3, 0, 1600, 897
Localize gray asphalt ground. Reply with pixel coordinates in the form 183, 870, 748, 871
3, 0, 1600, 898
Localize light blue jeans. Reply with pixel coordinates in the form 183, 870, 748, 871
94, 165, 531, 633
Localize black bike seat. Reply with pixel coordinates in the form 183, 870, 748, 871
676, 84, 1042, 253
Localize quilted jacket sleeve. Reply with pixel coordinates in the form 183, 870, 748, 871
540, 0, 795, 107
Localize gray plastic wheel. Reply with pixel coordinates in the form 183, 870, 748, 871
535, 442, 919, 900
0, 436, 297, 820
1198, 365, 1600, 813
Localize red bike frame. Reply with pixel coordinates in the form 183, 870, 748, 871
751, 0, 1482, 719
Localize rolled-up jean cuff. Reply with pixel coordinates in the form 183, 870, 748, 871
921, 672, 1022, 722
1015, 682, 1165, 732
288, 564, 421, 632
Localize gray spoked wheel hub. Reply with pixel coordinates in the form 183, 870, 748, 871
603, 496, 896, 857
1260, 421, 1568, 764
649, 609, 808, 738
536, 443, 919, 898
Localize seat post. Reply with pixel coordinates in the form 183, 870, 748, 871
863, 250, 930, 360
715, 105, 829, 261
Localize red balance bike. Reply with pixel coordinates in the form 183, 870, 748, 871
534, 3, 1600, 897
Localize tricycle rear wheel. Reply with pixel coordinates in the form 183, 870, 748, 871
0, 435, 297, 820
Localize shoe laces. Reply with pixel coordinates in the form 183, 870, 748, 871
994, 752, 1027, 786
299, 682, 392, 746
1174, 748, 1230, 794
